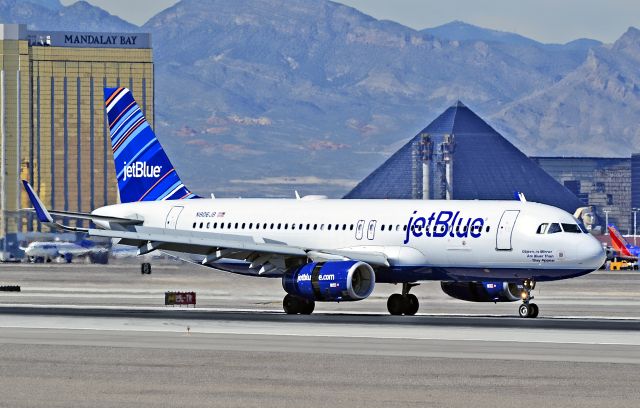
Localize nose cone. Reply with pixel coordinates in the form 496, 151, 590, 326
579, 235, 606, 270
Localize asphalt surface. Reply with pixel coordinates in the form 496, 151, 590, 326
2, 262, 640, 317
1, 262, 640, 407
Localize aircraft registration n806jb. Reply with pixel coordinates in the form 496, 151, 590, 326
22, 87, 605, 318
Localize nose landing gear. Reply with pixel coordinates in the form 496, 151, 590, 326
387, 282, 420, 316
518, 279, 538, 318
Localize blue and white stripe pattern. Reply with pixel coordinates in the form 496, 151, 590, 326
104, 87, 199, 203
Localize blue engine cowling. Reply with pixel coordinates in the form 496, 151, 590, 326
282, 260, 375, 301
441, 281, 522, 302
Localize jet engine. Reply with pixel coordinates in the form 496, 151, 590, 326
282, 260, 375, 301
441, 281, 522, 302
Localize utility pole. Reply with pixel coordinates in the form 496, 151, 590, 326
634, 208, 639, 246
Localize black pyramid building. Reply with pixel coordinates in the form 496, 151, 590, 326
345, 101, 584, 214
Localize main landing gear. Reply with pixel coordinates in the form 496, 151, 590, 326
518, 279, 539, 318
283, 294, 315, 315
387, 283, 420, 316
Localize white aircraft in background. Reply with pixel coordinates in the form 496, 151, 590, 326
22, 87, 605, 318
22, 240, 107, 263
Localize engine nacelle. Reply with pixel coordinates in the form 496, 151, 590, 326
283, 260, 375, 301
441, 281, 522, 302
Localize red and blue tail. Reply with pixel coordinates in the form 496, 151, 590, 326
104, 87, 199, 203
607, 225, 633, 257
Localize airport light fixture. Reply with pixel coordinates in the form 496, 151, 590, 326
603, 209, 610, 235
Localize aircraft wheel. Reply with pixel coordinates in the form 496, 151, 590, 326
529, 303, 539, 318
141, 262, 152, 274
300, 299, 315, 315
283, 294, 307, 314
518, 303, 530, 318
387, 294, 406, 315
405, 294, 419, 315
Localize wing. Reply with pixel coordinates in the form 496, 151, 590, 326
21, 181, 389, 275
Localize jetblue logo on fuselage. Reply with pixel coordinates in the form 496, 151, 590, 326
123, 162, 161, 181
404, 210, 485, 244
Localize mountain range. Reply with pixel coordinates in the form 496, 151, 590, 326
1, 0, 638, 197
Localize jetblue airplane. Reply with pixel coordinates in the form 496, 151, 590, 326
22, 87, 606, 318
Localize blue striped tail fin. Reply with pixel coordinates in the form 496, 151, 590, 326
104, 87, 199, 203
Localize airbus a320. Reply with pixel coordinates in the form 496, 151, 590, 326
22, 87, 605, 318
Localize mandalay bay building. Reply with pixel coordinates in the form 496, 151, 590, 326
0, 23, 153, 255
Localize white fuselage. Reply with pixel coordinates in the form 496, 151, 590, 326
93, 198, 605, 282
24, 242, 90, 259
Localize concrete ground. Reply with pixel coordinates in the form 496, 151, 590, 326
1, 262, 639, 317
1, 262, 639, 407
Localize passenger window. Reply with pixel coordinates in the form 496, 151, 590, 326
284, 224, 288, 230
313, 224, 318, 230
213, 222, 217, 228
381, 225, 385, 231
350, 224, 354, 231
396, 225, 400, 231
228, 223, 232, 229
561, 223, 581, 233
241, 223, 245, 229
547, 223, 562, 234
206, 222, 210, 228
335, 224, 339, 230
328, 224, 332, 231
192, 222, 196, 228
277, 223, 281, 230
270, 223, 275, 229
263, 223, 267, 229
256, 223, 260, 230
249, 223, 252, 229
342, 224, 346, 230
306, 224, 310, 230
199, 222, 203, 228
486, 226, 490, 232
292, 224, 295, 230
220, 223, 224, 230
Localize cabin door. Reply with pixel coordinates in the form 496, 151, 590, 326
496, 210, 520, 250
165, 206, 184, 229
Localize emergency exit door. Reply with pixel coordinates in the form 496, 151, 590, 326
496, 210, 520, 250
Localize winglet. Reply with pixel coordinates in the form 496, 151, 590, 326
21, 180, 54, 223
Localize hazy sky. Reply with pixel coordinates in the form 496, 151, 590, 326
60, 0, 637, 44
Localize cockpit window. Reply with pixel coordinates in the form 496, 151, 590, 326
561, 223, 581, 233
547, 223, 562, 234
536, 223, 548, 234
576, 220, 589, 233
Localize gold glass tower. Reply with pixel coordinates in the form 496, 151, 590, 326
0, 24, 153, 254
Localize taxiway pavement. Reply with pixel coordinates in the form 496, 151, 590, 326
1, 262, 639, 407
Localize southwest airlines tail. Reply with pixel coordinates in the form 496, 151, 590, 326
104, 87, 199, 203
607, 225, 633, 257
